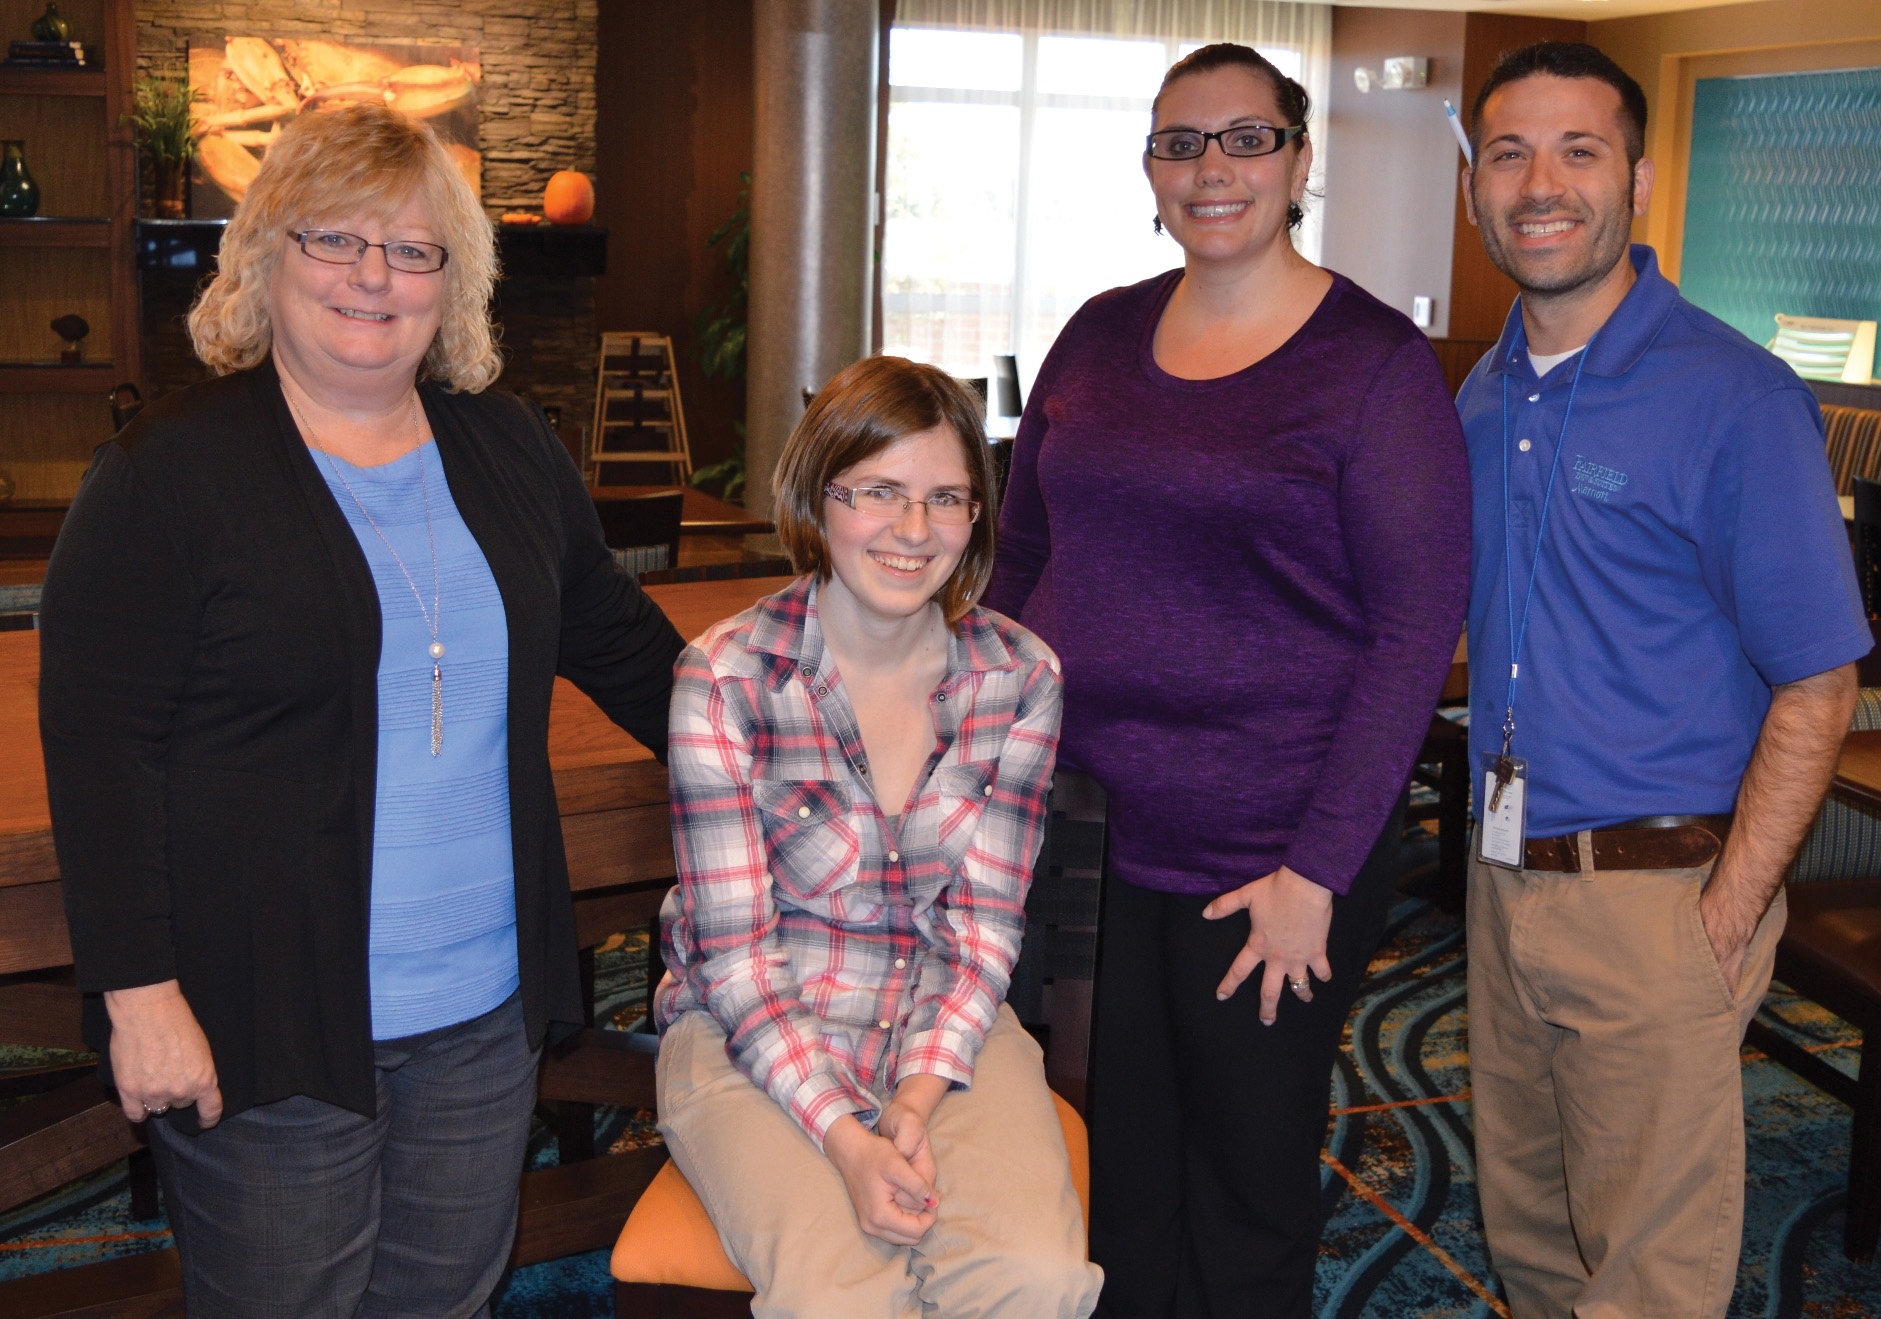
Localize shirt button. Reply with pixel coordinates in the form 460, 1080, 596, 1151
894, 957, 907, 969
798, 806, 811, 818
982, 784, 993, 796
879, 1020, 892, 1030
800, 666, 813, 679
1528, 393, 1540, 403
1518, 438, 1532, 452
815, 685, 828, 697
888, 850, 899, 862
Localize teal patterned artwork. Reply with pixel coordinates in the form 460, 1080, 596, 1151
1680, 67, 1881, 348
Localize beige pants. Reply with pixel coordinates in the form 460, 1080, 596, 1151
1467, 847, 1786, 1319
656, 1004, 1103, 1319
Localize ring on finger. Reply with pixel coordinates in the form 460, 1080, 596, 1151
1289, 976, 1310, 996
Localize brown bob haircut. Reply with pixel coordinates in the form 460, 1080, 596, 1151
773, 355, 997, 625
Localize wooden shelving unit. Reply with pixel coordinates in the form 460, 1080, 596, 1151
0, 0, 138, 506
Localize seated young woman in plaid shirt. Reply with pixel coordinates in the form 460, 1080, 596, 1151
652, 356, 1103, 1317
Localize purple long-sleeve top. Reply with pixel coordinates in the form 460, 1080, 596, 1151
985, 269, 1470, 896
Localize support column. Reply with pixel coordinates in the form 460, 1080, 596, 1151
745, 0, 879, 523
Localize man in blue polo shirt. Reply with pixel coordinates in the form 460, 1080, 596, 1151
1458, 41, 1870, 1317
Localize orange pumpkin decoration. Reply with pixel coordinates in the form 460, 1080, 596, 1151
544, 171, 595, 226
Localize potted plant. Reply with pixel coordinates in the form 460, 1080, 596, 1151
128, 75, 200, 220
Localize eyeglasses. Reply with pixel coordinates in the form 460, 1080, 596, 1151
825, 481, 981, 526
290, 229, 450, 274
1145, 125, 1305, 161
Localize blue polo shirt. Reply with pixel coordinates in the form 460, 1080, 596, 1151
1462, 245, 1869, 837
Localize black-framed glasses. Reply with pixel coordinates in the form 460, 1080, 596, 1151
290, 229, 450, 274
1146, 125, 1305, 161
825, 481, 982, 526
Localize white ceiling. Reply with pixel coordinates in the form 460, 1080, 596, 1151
1327, 0, 1768, 20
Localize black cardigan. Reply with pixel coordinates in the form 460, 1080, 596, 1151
38, 361, 685, 1121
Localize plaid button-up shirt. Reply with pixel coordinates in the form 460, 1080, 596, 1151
654, 575, 1063, 1146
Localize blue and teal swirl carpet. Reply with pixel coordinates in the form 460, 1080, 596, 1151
5, 897, 1879, 1315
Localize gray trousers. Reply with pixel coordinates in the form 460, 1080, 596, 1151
146, 991, 541, 1319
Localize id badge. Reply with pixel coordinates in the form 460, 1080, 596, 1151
1477, 755, 1529, 869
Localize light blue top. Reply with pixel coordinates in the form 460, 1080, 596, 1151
316, 439, 519, 1040
1461, 245, 1871, 837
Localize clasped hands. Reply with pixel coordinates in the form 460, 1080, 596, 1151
824, 1072, 950, 1245
1203, 864, 1335, 1025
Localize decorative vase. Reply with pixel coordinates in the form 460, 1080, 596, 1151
30, 3, 70, 42
153, 158, 186, 219
0, 142, 40, 219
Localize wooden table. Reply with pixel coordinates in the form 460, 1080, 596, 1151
1835, 729, 1881, 811
592, 485, 773, 537
0, 575, 791, 979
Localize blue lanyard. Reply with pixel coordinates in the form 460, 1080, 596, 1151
1498, 341, 1590, 762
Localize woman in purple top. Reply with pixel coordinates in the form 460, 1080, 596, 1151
985, 44, 1469, 1316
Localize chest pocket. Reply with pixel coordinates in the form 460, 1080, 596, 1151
752, 778, 861, 902
931, 760, 998, 872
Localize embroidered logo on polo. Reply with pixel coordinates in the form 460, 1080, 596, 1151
1572, 455, 1629, 502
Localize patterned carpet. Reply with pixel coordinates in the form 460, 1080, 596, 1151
6, 878, 1881, 1315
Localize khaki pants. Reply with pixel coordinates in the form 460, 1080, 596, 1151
1467, 848, 1785, 1318
656, 1004, 1103, 1319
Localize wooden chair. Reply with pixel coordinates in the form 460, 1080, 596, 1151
608, 1092, 1090, 1317
589, 334, 693, 484
593, 490, 685, 580
1825, 405, 1881, 497
1745, 880, 1881, 1261
611, 770, 1104, 1314
1406, 713, 1471, 912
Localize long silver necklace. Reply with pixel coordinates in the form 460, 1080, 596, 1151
290, 390, 447, 757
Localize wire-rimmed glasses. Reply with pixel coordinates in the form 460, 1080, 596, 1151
290, 229, 450, 274
825, 481, 982, 526
1145, 125, 1305, 161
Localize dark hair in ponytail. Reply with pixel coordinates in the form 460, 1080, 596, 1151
1152, 43, 1311, 230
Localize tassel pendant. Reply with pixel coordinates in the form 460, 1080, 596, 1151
430, 662, 444, 757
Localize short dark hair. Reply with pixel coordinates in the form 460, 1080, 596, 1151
1470, 41, 1648, 166
773, 356, 997, 625
1152, 42, 1311, 230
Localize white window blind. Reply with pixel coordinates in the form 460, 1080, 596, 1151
883, 0, 1332, 390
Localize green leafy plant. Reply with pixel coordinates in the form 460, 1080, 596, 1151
127, 75, 201, 169
690, 172, 750, 503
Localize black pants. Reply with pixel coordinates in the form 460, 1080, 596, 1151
1088, 808, 1403, 1319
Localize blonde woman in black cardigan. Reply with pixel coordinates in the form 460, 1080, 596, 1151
39, 105, 682, 1317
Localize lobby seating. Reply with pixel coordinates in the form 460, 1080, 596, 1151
608, 1091, 1090, 1317
1746, 881, 1881, 1261
1825, 405, 1881, 495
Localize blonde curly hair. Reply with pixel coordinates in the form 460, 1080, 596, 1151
188, 103, 501, 393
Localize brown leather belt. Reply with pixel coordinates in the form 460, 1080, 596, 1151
1522, 814, 1734, 873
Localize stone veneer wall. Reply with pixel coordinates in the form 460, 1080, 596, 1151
137, 0, 600, 424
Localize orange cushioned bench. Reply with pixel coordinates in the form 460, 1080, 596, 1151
611, 1090, 1091, 1313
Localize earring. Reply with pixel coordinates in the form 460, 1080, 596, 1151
1152, 215, 1164, 235
1287, 201, 1304, 229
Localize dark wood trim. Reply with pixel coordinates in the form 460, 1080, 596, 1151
0, 364, 120, 394
0, 219, 112, 247
509, 1146, 669, 1268
0, 1076, 145, 1217
0, 1246, 184, 1318
539, 1028, 659, 1110
103, 0, 141, 394
0, 976, 85, 1050
615, 1281, 755, 1318
1445, 14, 1589, 341
0, 66, 108, 97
